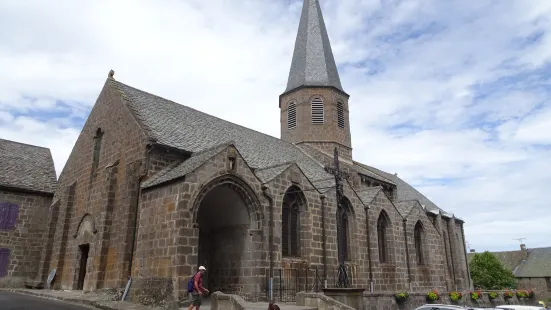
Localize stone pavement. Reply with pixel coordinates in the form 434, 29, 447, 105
0, 289, 317, 310
0, 289, 153, 310
0, 291, 97, 310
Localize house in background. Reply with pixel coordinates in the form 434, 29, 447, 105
0, 138, 57, 284
468, 244, 551, 300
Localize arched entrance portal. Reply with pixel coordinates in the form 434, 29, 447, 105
193, 176, 261, 295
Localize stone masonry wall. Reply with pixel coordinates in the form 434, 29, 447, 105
518, 277, 551, 300
280, 87, 352, 160
405, 204, 447, 292
0, 188, 52, 284
41, 77, 149, 291
363, 292, 540, 310
368, 191, 409, 292
134, 145, 266, 304
265, 164, 320, 268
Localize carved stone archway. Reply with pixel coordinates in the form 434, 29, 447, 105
189, 174, 263, 298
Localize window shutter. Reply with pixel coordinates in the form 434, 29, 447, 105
290, 205, 299, 256
287, 103, 297, 129
311, 98, 324, 124
0, 248, 10, 278
6, 204, 19, 229
0, 203, 9, 230
337, 102, 345, 128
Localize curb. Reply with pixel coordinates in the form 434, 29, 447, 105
2, 289, 129, 310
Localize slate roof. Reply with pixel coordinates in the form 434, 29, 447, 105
357, 187, 382, 205
467, 247, 551, 278
0, 138, 57, 194
296, 144, 395, 185
354, 161, 443, 213
513, 247, 551, 277
396, 200, 418, 217
142, 142, 232, 188
111, 77, 453, 218
112, 80, 332, 187
254, 162, 294, 184
285, 0, 344, 93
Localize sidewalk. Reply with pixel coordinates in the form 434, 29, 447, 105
0, 288, 155, 310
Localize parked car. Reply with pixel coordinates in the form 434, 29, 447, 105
495, 305, 545, 310
413, 304, 494, 310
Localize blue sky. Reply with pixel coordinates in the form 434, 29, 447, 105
0, 0, 550, 252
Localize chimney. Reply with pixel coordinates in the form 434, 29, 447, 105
520, 244, 528, 258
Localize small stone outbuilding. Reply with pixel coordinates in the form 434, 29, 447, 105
0, 138, 57, 285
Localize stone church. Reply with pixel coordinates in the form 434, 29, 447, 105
4, 0, 470, 304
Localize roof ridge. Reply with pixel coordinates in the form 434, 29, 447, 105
108, 78, 158, 140
0, 138, 51, 151
112, 79, 306, 150
192, 141, 235, 157
353, 160, 395, 184
358, 186, 383, 192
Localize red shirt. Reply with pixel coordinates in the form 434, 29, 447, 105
193, 272, 206, 293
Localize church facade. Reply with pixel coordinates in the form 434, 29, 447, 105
37, 0, 470, 304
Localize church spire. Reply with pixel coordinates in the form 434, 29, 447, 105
285, 0, 344, 94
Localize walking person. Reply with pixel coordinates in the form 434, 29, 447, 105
188, 266, 209, 310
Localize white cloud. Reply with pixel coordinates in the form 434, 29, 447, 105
0, 0, 550, 252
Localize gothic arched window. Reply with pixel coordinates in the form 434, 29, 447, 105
377, 211, 390, 263
337, 102, 345, 128
337, 198, 353, 262
91, 128, 104, 177
414, 221, 425, 265
282, 186, 306, 257
287, 102, 297, 129
311, 97, 324, 124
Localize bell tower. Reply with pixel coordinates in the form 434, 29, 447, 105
280, 0, 353, 160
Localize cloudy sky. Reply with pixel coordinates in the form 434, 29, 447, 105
1, 0, 550, 252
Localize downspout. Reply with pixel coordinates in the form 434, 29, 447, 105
261, 185, 275, 301
365, 206, 373, 292
127, 142, 153, 280
320, 194, 327, 286
402, 219, 412, 291
460, 223, 471, 290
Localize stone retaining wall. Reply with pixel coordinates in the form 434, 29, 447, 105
363, 291, 541, 310
296, 292, 355, 310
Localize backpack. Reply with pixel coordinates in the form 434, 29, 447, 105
187, 273, 197, 293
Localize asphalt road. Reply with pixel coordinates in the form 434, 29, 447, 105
0, 292, 94, 310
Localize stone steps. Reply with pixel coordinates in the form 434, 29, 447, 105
179, 300, 316, 310
244, 302, 316, 310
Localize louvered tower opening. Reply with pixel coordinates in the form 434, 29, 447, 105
287, 102, 297, 129
311, 97, 324, 124
337, 102, 345, 128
